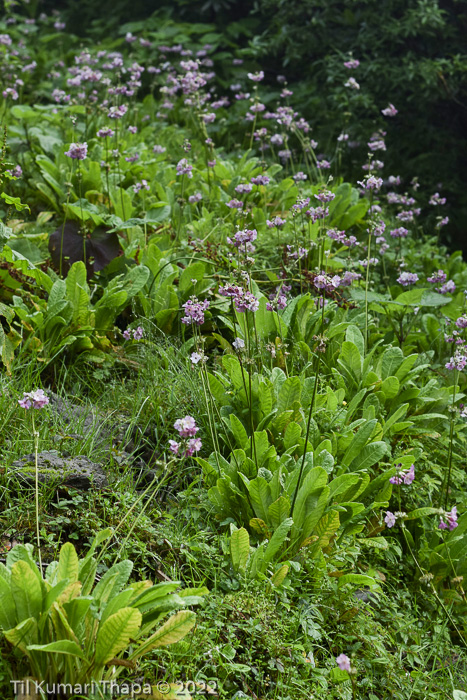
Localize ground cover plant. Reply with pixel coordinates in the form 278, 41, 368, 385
1, 2, 467, 699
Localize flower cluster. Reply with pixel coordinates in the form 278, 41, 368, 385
169, 415, 202, 457
445, 350, 467, 371
219, 284, 259, 312
18, 389, 49, 410
397, 272, 419, 286
123, 326, 144, 340
227, 228, 257, 248
65, 142, 88, 160
181, 296, 210, 325
389, 463, 415, 485
176, 158, 193, 178
439, 506, 458, 531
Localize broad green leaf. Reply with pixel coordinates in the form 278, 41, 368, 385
95, 607, 142, 665
27, 640, 85, 659
230, 414, 249, 449
0, 575, 16, 629
10, 561, 42, 623
57, 542, 79, 584
277, 376, 301, 414
337, 573, 377, 589
4, 617, 38, 653
348, 441, 388, 471
270, 564, 289, 587
342, 419, 378, 467
231, 528, 250, 574
405, 507, 440, 520
263, 518, 293, 566
130, 610, 196, 660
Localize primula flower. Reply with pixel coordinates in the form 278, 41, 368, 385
445, 351, 467, 371
232, 338, 245, 351
97, 127, 114, 138
429, 192, 446, 206
176, 158, 193, 178
390, 463, 415, 485
65, 142, 88, 160
251, 175, 270, 186
439, 506, 458, 531
427, 270, 446, 284
182, 297, 210, 326
336, 654, 351, 672
381, 103, 398, 117
384, 511, 397, 528
174, 415, 199, 438
247, 71, 264, 82
344, 77, 360, 89
133, 327, 144, 340
343, 58, 359, 69
397, 272, 419, 286
18, 389, 49, 410
390, 227, 409, 238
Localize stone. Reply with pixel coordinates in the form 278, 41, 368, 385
12, 451, 108, 490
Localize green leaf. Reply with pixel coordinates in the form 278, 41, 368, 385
231, 528, 250, 574
95, 607, 142, 665
381, 376, 400, 400
381, 347, 404, 379
263, 517, 293, 566
277, 376, 301, 414
10, 561, 43, 623
0, 575, 16, 629
1, 192, 30, 212
348, 441, 388, 471
342, 419, 378, 467
4, 618, 38, 653
27, 640, 85, 659
337, 341, 362, 384
270, 564, 289, 587
230, 414, 249, 449
358, 537, 389, 550
405, 507, 440, 520
57, 542, 79, 584
345, 325, 364, 356
130, 610, 196, 660
337, 573, 377, 588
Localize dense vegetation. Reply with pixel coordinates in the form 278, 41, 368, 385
0, 2, 467, 699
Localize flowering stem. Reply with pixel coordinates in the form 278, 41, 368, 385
177, 173, 185, 242
442, 369, 458, 509
291, 348, 322, 517
31, 413, 42, 572
77, 163, 86, 266
364, 231, 372, 352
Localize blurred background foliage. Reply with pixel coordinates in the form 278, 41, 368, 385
39, 0, 467, 250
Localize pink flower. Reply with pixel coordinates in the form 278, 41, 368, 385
18, 389, 49, 410
185, 437, 202, 456
381, 103, 398, 117
336, 654, 351, 671
65, 142, 88, 160
169, 440, 180, 455
384, 511, 396, 528
174, 416, 199, 438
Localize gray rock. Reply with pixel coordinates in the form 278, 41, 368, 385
12, 451, 108, 490
353, 587, 379, 608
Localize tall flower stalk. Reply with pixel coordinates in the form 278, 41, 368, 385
18, 389, 50, 570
